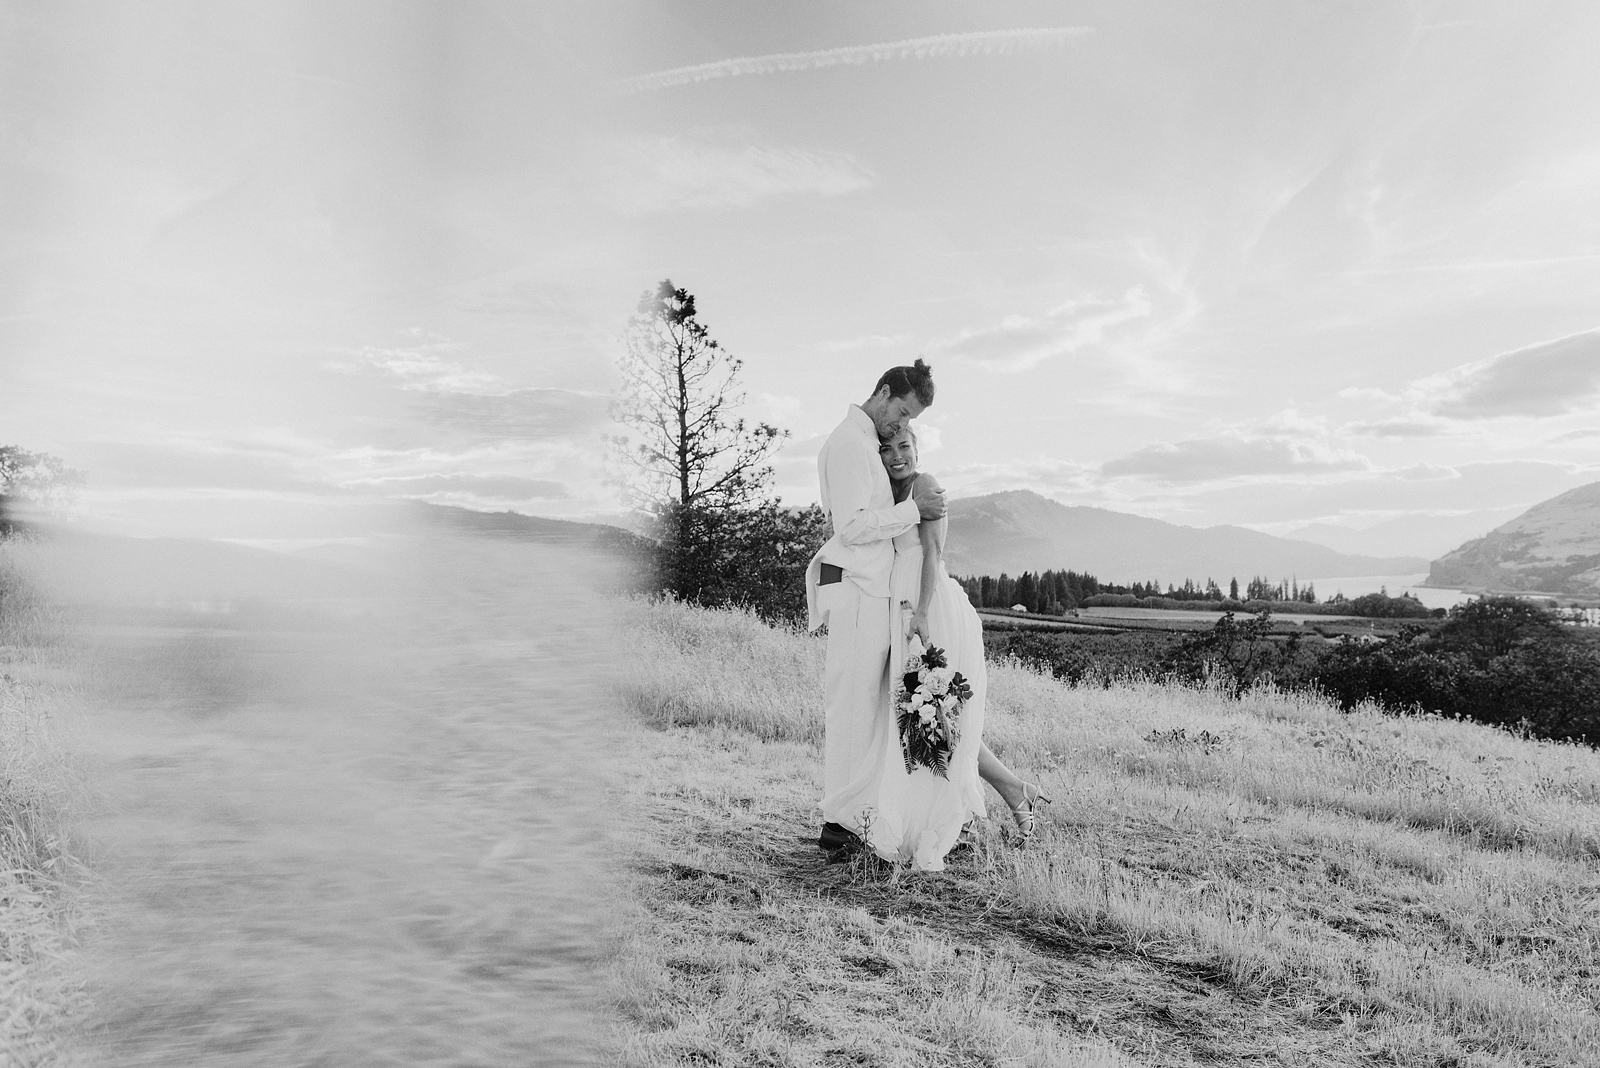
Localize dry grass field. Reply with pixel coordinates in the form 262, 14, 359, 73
612, 597, 1600, 1067
9, 539, 1600, 1065
0, 548, 86, 1067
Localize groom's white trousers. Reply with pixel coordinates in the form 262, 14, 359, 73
817, 580, 893, 825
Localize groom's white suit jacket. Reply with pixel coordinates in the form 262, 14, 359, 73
806, 405, 921, 631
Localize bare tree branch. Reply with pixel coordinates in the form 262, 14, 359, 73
608, 280, 789, 512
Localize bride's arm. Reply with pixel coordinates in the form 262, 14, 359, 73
911, 474, 945, 645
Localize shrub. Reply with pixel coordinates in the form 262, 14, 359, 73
989, 597, 1600, 745
985, 627, 1185, 685
1307, 598, 1600, 743
1344, 591, 1434, 619
1163, 610, 1325, 696
647, 500, 829, 627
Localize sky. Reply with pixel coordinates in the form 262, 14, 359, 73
4, 1, 1599, 553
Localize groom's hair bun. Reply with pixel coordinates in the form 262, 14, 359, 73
875, 358, 935, 407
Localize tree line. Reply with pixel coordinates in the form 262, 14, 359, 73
956, 569, 1331, 612
954, 569, 1105, 615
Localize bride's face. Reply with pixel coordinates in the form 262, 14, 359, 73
878, 429, 918, 481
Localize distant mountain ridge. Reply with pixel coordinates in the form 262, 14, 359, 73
1426, 481, 1600, 598
1284, 508, 1525, 561
409, 501, 644, 549
943, 490, 1429, 584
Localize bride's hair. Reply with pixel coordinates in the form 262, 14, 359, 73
874, 358, 935, 407
879, 424, 917, 448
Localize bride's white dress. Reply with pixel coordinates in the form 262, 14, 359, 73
821, 508, 987, 871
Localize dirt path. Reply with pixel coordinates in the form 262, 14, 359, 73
58, 538, 617, 1066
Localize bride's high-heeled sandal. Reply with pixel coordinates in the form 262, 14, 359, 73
1008, 782, 1053, 846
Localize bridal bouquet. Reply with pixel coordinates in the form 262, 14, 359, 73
894, 643, 973, 779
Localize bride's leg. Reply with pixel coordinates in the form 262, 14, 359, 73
977, 743, 1026, 810
979, 743, 1052, 840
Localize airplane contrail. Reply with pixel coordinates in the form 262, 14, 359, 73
615, 27, 1094, 94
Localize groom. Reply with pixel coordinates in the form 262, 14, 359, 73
808, 358, 944, 853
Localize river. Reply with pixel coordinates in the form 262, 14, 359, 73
1304, 574, 1471, 610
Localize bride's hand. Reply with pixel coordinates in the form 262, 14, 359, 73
911, 612, 931, 647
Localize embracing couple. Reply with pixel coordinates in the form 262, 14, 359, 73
805, 359, 1050, 872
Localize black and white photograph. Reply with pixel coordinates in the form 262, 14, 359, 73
3, 3, 1599, 1065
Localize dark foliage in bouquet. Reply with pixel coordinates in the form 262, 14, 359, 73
895, 644, 973, 779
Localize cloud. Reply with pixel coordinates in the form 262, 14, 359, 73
933, 456, 1100, 501
1128, 460, 1600, 530
331, 340, 610, 444
594, 137, 872, 214
1101, 434, 1370, 485
67, 441, 338, 494
1338, 386, 1398, 403
778, 432, 829, 460
339, 474, 568, 500
1429, 328, 1600, 418
930, 287, 1153, 373
752, 393, 803, 424
814, 333, 912, 353
416, 388, 610, 440
1344, 418, 1447, 438
1391, 462, 1458, 482
345, 344, 497, 393
615, 28, 1093, 94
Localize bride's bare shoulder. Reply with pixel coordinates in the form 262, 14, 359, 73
911, 472, 943, 497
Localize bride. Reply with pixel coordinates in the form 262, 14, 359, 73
825, 426, 1051, 870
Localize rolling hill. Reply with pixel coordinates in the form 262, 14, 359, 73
1426, 480, 1600, 598
943, 490, 1429, 584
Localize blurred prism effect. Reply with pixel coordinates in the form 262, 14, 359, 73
26, 519, 625, 1065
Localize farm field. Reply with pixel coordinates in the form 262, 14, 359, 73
978, 607, 1412, 639
1078, 606, 1365, 626
615, 597, 1600, 1066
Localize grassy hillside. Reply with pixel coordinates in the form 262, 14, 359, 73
0, 547, 85, 1067
613, 598, 1600, 1066
1428, 480, 1600, 599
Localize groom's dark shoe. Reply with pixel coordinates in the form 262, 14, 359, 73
818, 822, 862, 853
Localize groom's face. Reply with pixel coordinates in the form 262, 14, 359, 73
871, 387, 926, 440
